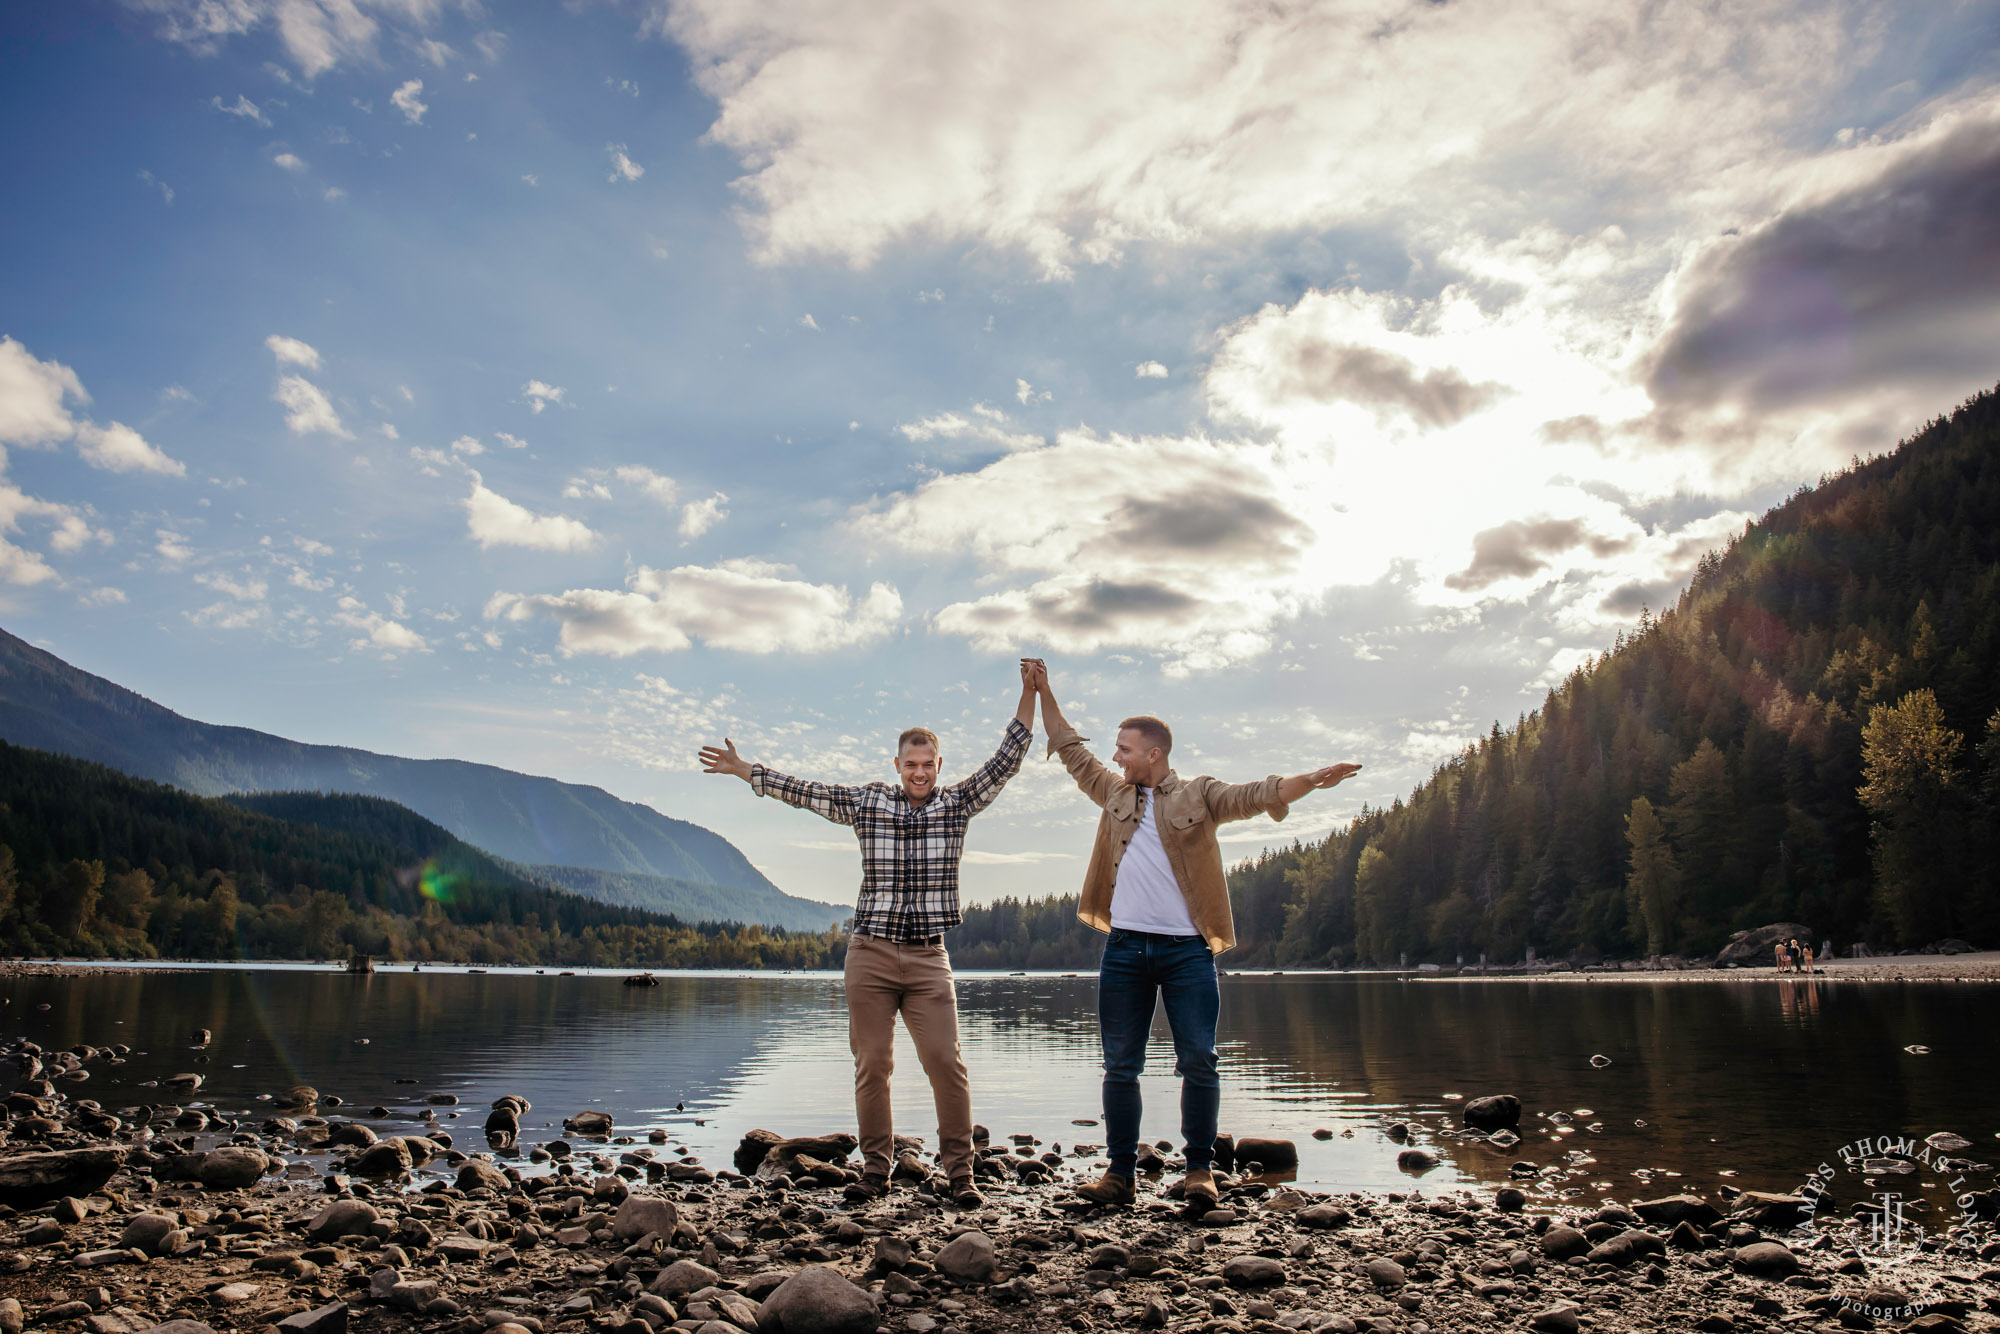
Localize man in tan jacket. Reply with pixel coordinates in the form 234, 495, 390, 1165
1025, 660, 1358, 1209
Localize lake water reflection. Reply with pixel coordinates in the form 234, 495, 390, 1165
8, 966, 1995, 1207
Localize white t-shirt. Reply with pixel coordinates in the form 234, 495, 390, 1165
1109, 787, 1199, 936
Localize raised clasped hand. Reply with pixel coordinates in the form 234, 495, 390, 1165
1311, 762, 1363, 789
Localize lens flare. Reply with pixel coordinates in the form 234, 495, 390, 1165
419, 860, 462, 905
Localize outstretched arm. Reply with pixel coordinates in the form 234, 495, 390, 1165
698, 737, 860, 826
1277, 763, 1363, 804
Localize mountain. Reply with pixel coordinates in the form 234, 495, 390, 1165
0, 740, 839, 968
521, 863, 845, 934
1215, 384, 2000, 967
0, 626, 846, 929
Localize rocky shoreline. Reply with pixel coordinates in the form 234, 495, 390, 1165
5, 1038, 1999, 1334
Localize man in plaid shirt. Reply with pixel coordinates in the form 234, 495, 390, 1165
699, 666, 1036, 1206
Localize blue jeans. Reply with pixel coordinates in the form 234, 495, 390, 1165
1098, 928, 1220, 1179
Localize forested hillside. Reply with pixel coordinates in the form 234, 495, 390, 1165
950, 387, 2000, 970
0, 743, 839, 968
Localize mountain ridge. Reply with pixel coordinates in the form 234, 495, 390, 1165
0, 626, 846, 930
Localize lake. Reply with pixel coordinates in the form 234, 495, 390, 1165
8, 965, 1996, 1211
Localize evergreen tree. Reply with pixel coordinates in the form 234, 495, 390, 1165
1624, 796, 1681, 957
1858, 689, 1964, 945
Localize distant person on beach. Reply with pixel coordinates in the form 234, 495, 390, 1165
697, 665, 1037, 1208
1801, 942, 1816, 972
1775, 941, 1790, 973
1023, 658, 1359, 1211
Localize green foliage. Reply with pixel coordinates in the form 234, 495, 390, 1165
1218, 383, 2000, 965
0, 742, 843, 969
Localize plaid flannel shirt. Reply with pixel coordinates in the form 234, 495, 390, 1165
750, 719, 1031, 941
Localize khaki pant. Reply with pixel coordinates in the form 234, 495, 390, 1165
843, 933, 974, 1182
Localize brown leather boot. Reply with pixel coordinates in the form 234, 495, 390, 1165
949, 1176, 984, 1208
1181, 1168, 1219, 1208
1075, 1172, 1136, 1206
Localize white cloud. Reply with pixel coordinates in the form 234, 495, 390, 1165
75, 421, 187, 477
210, 93, 270, 125
332, 595, 428, 654
273, 374, 350, 436
324, 186, 346, 201
129, 0, 452, 81
191, 601, 268, 631
264, 334, 321, 370
616, 465, 677, 506
797, 313, 819, 330
80, 586, 129, 607
391, 78, 427, 124
449, 434, 484, 456
0, 336, 88, 446
606, 144, 644, 183
462, 472, 599, 551
137, 170, 174, 205
678, 492, 728, 541
1014, 378, 1050, 405
649, 0, 1867, 278
1134, 360, 1169, 379
521, 173, 539, 186
273, 151, 306, 172
495, 431, 527, 449
0, 336, 184, 478
155, 529, 192, 565
896, 406, 1041, 453
521, 380, 565, 413
488, 559, 902, 656
195, 569, 269, 601
853, 429, 1333, 673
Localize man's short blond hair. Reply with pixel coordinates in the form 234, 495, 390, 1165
897, 727, 941, 755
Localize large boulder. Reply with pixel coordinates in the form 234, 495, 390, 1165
1714, 923, 1814, 967
933, 1232, 996, 1283
611, 1195, 679, 1242
199, 1147, 270, 1190
306, 1200, 380, 1242
1633, 1195, 1720, 1229
349, 1139, 413, 1177
0, 1148, 126, 1208
1233, 1138, 1297, 1171
1730, 1192, 1814, 1229
455, 1160, 510, 1194
1462, 1095, 1522, 1131
755, 1266, 877, 1334
119, 1213, 184, 1257
733, 1130, 858, 1176
1539, 1225, 1591, 1260
1732, 1241, 1802, 1278
649, 1260, 721, 1297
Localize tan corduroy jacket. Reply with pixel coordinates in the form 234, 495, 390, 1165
1047, 721, 1290, 955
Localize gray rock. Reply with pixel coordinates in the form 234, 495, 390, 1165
199, 1147, 270, 1190
1232, 1137, 1298, 1171
872, 1236, 912, 1271
1395, 1148, 1439, 1172
933, 1231, 997, 1283
650, 1260, 721, 1297
85, 1309, 149, 1334
1540, 1225, 1590, 1260
275, 1304, 347, 1334
0, 1297, 22, 1334
1494, 1187, 1526, 1212
75, 1249, 140, 1268
118, 1213, 183, 1257
1730, 1192, 1813, 1229
755, 1265, 877, 1334
437, 1235, 491, 1263
1222, 1255, 1286, 1286
1586, 1230, 1663, 1268
1461, 1095, 1522, 1131
306, 1199, 380, 1242
1731, 1241, 1801, 1277
142, 1323, 216, 1334
566, 1111, 614, 1136
1363, 1258, 1406, 1288
1529, 1305, 1580, 1334
387, 1280, 440, 1312
1296, 1204, 1351, 1229
611, 1195, 679, 1242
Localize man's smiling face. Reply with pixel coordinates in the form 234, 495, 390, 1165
895, 740, 940, 803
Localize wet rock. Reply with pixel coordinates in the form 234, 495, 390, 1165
402, 1136, 443, 1167
1634, 1195, 1721, 1228
611, 1194, 679, 1241
1732, 1241, 1801, 1278
275, 1086, 319, 1109
350, 1139, 413, 1177
1585, 1230, 1664, 1268
1461, 1094, 1521, 1131
935, 1231, 997, 1283
0, 1147, 126, 1208
1396, 1148, 1439, 1173
755, 1265, 878, 1334
306, 1199, 380, 1242
566, 1111, 614, 1137
650, 1260, 721, 1297
456, 1159, 511, 1193
1668, 1220, 1707, 1251
1731, 1192, 1813, 1229
1222, 1256, 1285, 1287
872, 1237, 912, 1271
199, 1146, 270, 1190
1540, 1225, 1590, 1260
1233, 1137, 1297, 1171
1495, 1187, 1526, 1212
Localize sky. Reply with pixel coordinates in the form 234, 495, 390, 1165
3, 1, 1999, 910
